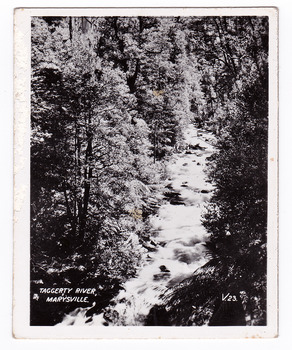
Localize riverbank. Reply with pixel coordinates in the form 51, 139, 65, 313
59, 124, 215, 326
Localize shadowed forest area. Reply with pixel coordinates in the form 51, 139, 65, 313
30, 16, 268, 326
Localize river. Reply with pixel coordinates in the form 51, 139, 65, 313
59, 124, 215, 326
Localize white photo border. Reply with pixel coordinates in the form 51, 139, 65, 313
13, 7, 278, 339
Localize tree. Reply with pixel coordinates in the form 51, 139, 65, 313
157, 16, 268, 326
30, 16, 161, 325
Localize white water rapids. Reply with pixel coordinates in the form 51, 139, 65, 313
59, 125, 215, 326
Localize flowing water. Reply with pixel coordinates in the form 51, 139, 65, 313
59, 125, 215, 326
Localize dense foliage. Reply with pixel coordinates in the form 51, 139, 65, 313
31, 16, 268, 326
156, 17, 268, 326
30, 16, 198, 325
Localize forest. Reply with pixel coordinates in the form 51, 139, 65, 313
30, 16, 268, 326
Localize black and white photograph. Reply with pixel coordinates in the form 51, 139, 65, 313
13, 7, 278, 339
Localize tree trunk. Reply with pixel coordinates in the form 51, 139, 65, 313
78, 115, 93, 246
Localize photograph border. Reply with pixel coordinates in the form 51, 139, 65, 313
13, 6, 278, 339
